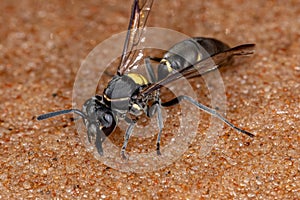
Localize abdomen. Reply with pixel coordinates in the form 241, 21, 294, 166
157, 37, 230, 80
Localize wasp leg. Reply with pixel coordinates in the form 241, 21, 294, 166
161, 95, 254, 138
147, 95, 164, 155
156, 102, 164, 155
121, 118, 137, 159
86, 122, 106, 156
145, 57, 157, 83
95, 126, 107, 156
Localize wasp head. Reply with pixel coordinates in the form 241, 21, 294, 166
81, 95, 117, 155
37, 95, 117, 156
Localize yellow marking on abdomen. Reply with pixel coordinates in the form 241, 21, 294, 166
197, 53, 202, 61
161, 58, 173, 72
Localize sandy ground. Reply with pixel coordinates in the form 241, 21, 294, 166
1, 0, 299, 199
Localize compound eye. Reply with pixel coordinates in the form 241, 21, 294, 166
101, 113, 116, 137
103, 113, 113, 125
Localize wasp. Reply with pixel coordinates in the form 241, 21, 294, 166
37, 0, 255, 159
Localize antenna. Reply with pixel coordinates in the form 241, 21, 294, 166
37, 109, 87, 121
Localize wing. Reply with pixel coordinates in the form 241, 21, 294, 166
117, 0, 154, 75
139, 43, 255, 97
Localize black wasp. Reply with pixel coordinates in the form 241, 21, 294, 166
38, 0, 255, 159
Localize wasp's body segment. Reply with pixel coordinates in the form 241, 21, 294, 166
37, 0, 255, 159
103, 73, 150, 114
157, 37, 230, 80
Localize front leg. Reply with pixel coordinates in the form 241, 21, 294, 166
121, 117, 137, 159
